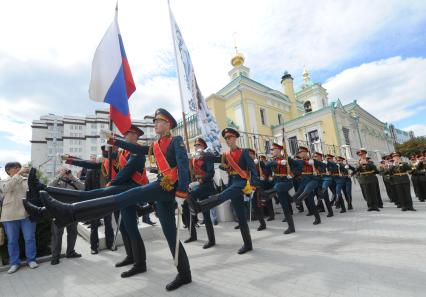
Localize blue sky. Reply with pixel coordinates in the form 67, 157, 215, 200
1, 0, 425, 177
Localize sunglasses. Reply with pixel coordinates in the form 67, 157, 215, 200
224, 136, 235, 140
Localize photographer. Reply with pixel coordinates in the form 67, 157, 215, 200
0, 162, 38, 274
48, 167, 84, 265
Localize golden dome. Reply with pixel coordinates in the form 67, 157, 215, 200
231, 52, 245, 67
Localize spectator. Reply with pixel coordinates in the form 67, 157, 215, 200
49, 167, 84, 265
85, 155, 114, 254
0, 162, 38, 274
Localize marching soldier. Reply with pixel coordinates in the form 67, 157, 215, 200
31, 108, 192, 291
249, 149, 271, 231
292, 146, 322, 225
389, 152, 416, 211
264, 143, 296, 234
342, 159, 355, 210
414, 152, 426, 202
379, 155, 396, 204
183, 137, 216, 249
187, 127, 260, 254
410, 155, 421, 201
334, 156, 348, 213
356, 149, 380, 211
314, 153, 334, 217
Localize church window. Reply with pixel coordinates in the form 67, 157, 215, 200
342, 127, 350, 145
260, 108, 266, 125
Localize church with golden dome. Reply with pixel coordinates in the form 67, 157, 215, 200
174, 50, 396, 161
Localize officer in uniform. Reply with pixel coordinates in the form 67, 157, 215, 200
409, 155, 420, 200
183, 137, 216, 249
334, 156, 348, 213
389, 152, 416, 211
314, 152, 334, 217
35, 108, 192, 291
264, 143, 296, 234
356, 149, 380, 211
342, 159, 355, 210
249, 149, 270, 231
379, 155, 395, 204
187, 127, 259, 254
292, 146, 322, 225
414, 152, 426, 202
412, 153, 426, 202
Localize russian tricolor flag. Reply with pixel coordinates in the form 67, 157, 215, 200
89, 5, 135, 134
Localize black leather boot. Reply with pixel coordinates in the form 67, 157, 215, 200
347, 197, 353, 210
22, 199, 50, 222
184, 217, 197, 243
45, 186, 84, 203
313, 208, 321, 225
283, 211, 295, 234
203, 220, 215, 249
166, 273, 192, 291
237, 224, 253, 254
317, 199, 326, 212
339, 196, 347, 213
115, 233, 134, 267
323, 194, 334, 217
166, 242, 191, 291
27, 167, 46, 206
136, 203, 155, 218
295, 191, 311, 204
40, 191, 117, 228
121, 239, 147, 278
198, 194, 224, 213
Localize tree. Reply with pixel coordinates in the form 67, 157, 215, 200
395, 136, 426, 157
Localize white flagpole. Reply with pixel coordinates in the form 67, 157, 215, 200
167, 0, 186, 268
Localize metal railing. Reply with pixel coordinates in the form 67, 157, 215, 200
172, 113, 201, 140
173, 114, 383, 163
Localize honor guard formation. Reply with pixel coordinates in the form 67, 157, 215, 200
11, 108, 425, 291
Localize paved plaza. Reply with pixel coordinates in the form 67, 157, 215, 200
1, 183, 426, 297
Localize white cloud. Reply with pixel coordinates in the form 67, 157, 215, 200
324, 56, 426, 122
403, 124, 426, 137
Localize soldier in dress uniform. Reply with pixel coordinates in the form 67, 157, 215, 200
334, 156, 348, 213
379, 155, 396, 204
249, 149, 272, 231
183, 137, 216, 249
314, 153, 334, 217
187, 127, 260, 254
356, 149, 380, 211
409, 155, 421, 200
342, 159, 355, 210
33, 108, 192, 291
389, 152, 416, 211
292, 146, 322, 225
414, 152, 426, 202
264, 143, 296, 234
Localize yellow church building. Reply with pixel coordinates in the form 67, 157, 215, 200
174, 50, 395, 162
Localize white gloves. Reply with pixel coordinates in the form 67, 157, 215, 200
100, 129, 113, 140
254, 159, 259, 164
308, 159, 314, 165
280, 160, 287, 166
287, 175, 293, 179
175, 197, 185, 210
345, 165, 349, 169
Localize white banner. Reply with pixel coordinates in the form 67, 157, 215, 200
169, 7, 222, 154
